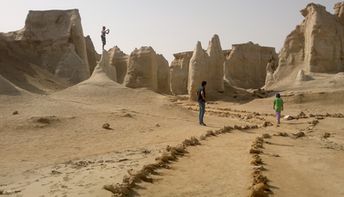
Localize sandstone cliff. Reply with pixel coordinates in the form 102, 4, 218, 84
124, 47, 170, 94
0, 9, 91, 93
90, 50, 117, 82
206, 35, 225, 93
108, 46, 129, 84
187, 35, 226, 100
188, 41, 209, 101
268, 3, 344, 89
156, 54, 171, 94
225, 42, 278, 89
170, 52, 192, 95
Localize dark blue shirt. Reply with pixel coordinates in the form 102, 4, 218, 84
197, 86, 206, 102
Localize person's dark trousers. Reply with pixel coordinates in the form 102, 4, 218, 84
198, 100, 205, 124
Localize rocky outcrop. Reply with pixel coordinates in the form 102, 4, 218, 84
188, 35, 226, 100
0, 9, 91, 93
124, 47, 170, 94
85, 35, 100, 74
188, 42, 209, 101
170, 52, 192, 95
0, 75, 22, 95
265, 59, 278, 87
206, 35, 225, 93
124, 47, 158, 91
268, 3, 344, 88
225, 42, 278, 89
156, 54, 171, 94
91, 50, 117, 82
108, 46, 128, 84
23, 9, 90, 82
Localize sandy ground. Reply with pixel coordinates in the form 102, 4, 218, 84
1, 79, 344, 196
136, 131, 254, 197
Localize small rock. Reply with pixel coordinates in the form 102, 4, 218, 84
12, 111, 18, 115
274, 132, 288, 137
308, 119, 319, 125
284, 115, 294, 120
250, 148, 263, 154
297, 111, 307, 119
142, 149, 151, 154
249, 183, 270, 197
102, 123, 111, 130
51, 170, 62, 175
252, 165, 265, 171
293, 131, 305, 138
262, 133, 271, 139
323, 132, 331, 139
121, 113, 133, 118
155, 123, 160, 127
262, 121, 273, 127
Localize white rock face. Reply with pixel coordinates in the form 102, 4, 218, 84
91, 50, 117, 82
108, 46, 128, 84
170, 52, 192, 95
124, 47, 158, 91
265, 59, 278, 87
269, 3, 344, 88
295, 69, 312, 82
207, 35, 225, 93
0, 9, 91, 89
187, 35, 226, 100
188, 41, 209, 101
156, 54, 171, 94
225, 42, 278, 89
23, 10, 90, 82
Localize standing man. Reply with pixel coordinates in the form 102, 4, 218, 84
101, 26, 110, 50
197, 81, 207, 126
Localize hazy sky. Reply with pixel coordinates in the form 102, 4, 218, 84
0, 0, 340, 61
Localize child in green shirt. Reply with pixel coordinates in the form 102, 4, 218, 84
273, 93, 284, 125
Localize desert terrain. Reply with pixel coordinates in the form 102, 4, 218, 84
1, 2, 344, 197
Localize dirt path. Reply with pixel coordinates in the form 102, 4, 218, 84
262, 117, 344, 197
133, 131, 256, 197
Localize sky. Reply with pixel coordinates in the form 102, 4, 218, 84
0, 0, 340, 62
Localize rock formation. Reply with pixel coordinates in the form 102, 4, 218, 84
170, 52, 192, 95
23, 9, 90, 82
108, 46, 129, 84
265, 59, 278, 87
124, 47, 158, 91
295, 69, 312, 82
268, 3, 344, 88
225, 42, 278, 89
188, 41, 209, 101
206, 35, 225, 93
188, 35, 226, 100
124, 47, 170, 94
91, 50, 117, 82
0, 75, 22, 95
0, 9, 91, 93
85, 35, 100, 74
156, 54, 171, 94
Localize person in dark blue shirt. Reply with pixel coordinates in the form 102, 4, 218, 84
197, 81, 207, 126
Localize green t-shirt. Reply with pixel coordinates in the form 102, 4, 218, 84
274, 98, 283, 112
